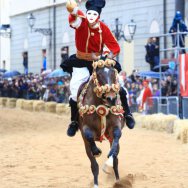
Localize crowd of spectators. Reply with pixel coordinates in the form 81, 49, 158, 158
0, 67, 178, 111
0, 73, 71, 103
119, 70, 178, 112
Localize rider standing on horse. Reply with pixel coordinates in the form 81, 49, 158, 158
60, 0, 135, 137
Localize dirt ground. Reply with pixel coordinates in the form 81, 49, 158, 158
0, 108, 188, 188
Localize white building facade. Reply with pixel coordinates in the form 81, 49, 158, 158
0, 0, 11, 70
3, 0, 188, 74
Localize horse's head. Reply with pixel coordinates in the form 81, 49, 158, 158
92, 59, 120, 106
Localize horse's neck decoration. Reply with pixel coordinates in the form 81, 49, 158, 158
78, 59, 124, 138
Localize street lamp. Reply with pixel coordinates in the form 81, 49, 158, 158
0, 24, 11, 38
128, 19, 137, 40
112, 18, 136, 42
27, 13, 52, 36
112, 18, 136, 62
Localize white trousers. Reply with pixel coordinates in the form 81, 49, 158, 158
69, 67, 90, 102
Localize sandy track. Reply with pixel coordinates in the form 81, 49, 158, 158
0, 108, 188, 188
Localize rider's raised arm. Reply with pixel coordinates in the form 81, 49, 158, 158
101, 22, 120, 58
66, 0, 85, 29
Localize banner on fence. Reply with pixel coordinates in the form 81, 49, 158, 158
180, 54, 188, 97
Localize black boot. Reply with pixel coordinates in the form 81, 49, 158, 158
67, 98, 79, 137
119, 87, 135, 129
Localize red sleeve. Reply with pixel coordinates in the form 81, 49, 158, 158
102, 23, 120, 57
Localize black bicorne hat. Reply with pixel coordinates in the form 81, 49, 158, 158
85, 0, 106, 15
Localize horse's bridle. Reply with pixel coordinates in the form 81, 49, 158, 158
92, 59, 120, 98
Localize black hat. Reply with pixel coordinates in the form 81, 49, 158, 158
85, 0, 106, 15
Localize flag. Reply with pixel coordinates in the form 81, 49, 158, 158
180, 54, 188, 96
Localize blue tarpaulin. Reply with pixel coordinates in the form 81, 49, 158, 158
2, 70, 21, 78
136, 71, 161, 79
47, 69, 70, 78
0, 69, 7, 73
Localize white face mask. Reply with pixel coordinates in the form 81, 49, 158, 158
86, 10, 99, 24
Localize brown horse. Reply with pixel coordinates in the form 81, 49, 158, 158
78, 59, 124, 188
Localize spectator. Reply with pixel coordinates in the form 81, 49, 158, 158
43, 85, 49, 101
57, 83, 65, 103
161, 80, 168, 96
48, 85, 57, 101
151, 37, 160, 71
18, 79, 24, 98
138, 80, 153, 114
171, 79, 178, 96
22, 52, 28, 75
2, 81, 9, 97
136, 84, 145, 111
146, 76, 153, 92
152, 84, 160, 97
27, 83, 37, 99
145, 37, 160, 71
42, 49, 47, 71
0, 79, 3, 96
60, 47, 71, 74
118, 71, 127, 87
125, 82, 131, 93
169, 11, 188, 54
63, 77, 71, 103
129, 82, 138, 112
166, 75, 173, 96
61, 47, 69, 62
145, 38, 155, 71
165, 53, 177, 75
136, 83, 144, 99
129, 69, 138, 82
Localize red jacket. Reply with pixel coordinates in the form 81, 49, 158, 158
69, 10, 120, 58
142, 87, 153, 108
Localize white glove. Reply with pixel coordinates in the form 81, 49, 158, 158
71, 7, 79, 15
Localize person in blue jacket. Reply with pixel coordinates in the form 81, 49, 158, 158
169, 11, 188, 53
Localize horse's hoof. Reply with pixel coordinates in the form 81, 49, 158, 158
102, 163, 113, 174
92, 147, 102, 158
102, 156, 114, 174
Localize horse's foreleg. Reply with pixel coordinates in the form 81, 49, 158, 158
84, 127, 102, 157
113, 145, 120, 180
108, 126, 122, 158
103, 127, 121, 176
84, 139, 99, 187
110, 127, 121, 180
